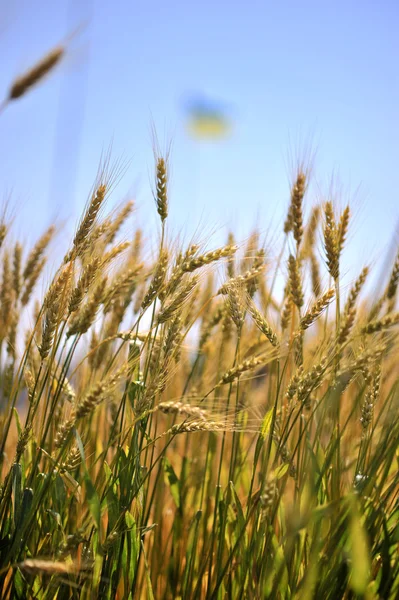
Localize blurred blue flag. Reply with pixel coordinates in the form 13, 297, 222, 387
184, 94, 232, 139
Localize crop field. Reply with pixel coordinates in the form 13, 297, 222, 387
0, 45, 398, 600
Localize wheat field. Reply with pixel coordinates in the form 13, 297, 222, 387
0, 44, 398, 600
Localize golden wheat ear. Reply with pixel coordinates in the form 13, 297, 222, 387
154, 157, 168, 222
0, 44, 64, 114
9, 46, 64, 101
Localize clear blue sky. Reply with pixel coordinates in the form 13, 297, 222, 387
1, 0, 398, 275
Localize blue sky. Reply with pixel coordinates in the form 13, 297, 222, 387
1, 0, 398, 277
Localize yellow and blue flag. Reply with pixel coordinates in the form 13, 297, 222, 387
184, 95, 232, 140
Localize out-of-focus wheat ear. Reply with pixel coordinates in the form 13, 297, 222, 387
184, 284, 200, 328
323, 201, 339, 280
54, 417, 76, 448
60, 445, 81, 473
217, 354, 266, 385
247, 248, 266, 297
21, 257, 47, 306
221, 311, 233, 343
136, 370, 169, 415
302, 205, 321, 258
102, 264, 143, 313
293, 332, 304, 366
218, 262, 265, 295
343, 266, 369, 316
360, 365, 381, 435
141, 250, 169, 311
288, 254, 304, 310
159, 250, 185, 302
68, 257, 102, 314
259, 479, 278, 516
72, 184, 107, 255
23, 225, 55, 280
291, 171, 306, 248
1, 252, 12, 330
146, 337, 162, 377
43, 262, 72, 311
295, 358, 327, 405
15, 424, 32, 462
284, 205, 293, 235
345, 345, 386, 377
12, 242, 22, 299
199, 304, 225, 348
285, 366, 304, 402
258, 280, 280, 314
105, 200, 134, 245
361, 312, 399, 334
0, 222, 7, 248
386, 249, 399, 302
102, 528, 124, 553
300, 288, 335, 330
7, 308, 18, 359
133, 281, 146, 314
24, 369, 36, 402
117, 330, 152, 343
337, 205, 350, 256
93, 330, 112, 370
101, 242, 130, 267
182, 244, 238, 272
163, 315, 183, 361
154, 157, 168, 222
157, 275, 199, 324
67, 277, 108, 337
242, 231, 259, 273
131, 228, 143, 263
310, 252, 321, 298
337, 306, 356, 345
39, 263, 73, 360
157, 400, 208, 420
8, 46, 64, 101
2, 361, 14, 398
88, 330, 99, 370
59, 377, 75, 403
65, 219, 110, 264
75, 368, 123, 420
227, 232, 236, 277
199, 271, 214, 309
17, 559, 88, 577
281, 293, 292, 331
272, 417, 297, 478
